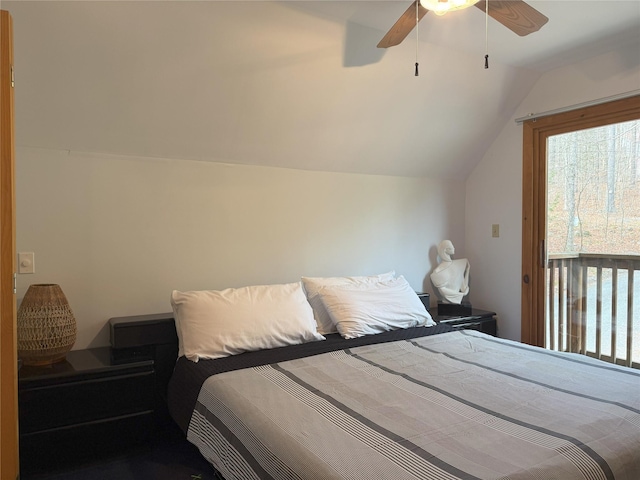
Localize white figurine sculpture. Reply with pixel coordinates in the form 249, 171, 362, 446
430, 240, 470, 304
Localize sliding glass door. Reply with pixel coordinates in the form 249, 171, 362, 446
521, 95, 640, 371
545, 120, 640, 367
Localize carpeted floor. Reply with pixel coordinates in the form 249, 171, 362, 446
20, 426, 219, 480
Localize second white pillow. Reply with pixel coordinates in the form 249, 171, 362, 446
301, 271, 396, 335
318, 276, 435, 339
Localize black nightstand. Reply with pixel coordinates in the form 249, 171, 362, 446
429, 307, 497, 336
18, 347, 156, 474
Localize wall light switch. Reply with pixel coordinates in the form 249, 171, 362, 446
18, 252, 35, 274
492, 224, 500, 238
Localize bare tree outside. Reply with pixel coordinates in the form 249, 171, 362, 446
546, 119, 640, 367
548, 120, 640, 256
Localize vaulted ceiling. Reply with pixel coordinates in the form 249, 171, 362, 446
6, 1, 640, 178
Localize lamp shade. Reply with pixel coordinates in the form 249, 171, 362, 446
18, 284, 77, 366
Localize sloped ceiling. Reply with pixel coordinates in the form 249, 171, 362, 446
6, 1, 640, 178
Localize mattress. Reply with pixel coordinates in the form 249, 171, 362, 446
169, 328, 640, 479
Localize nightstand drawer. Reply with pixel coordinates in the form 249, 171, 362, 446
19, 370, 154, 434
19, 410, 156, 475
449, 319, 497, 336
430, 307, 497, 337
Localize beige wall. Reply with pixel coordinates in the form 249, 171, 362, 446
16, 147, 465, 349
465, 44, 640, 341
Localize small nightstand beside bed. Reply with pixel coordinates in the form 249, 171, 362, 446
150, 274, 640, 479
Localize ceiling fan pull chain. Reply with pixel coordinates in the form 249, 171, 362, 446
484, 0, 489, 69
414, 0, 420, 76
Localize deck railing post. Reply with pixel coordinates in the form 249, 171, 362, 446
569, 258, 583, 353
626, 265, 634, 368
612, 264, 618, 365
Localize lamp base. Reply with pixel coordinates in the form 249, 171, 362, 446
19, 350, 70, 367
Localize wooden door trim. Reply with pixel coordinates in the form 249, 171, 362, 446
1, 9, 19, 479
521, 95, 640, 346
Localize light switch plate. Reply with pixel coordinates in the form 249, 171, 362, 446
492, 224, 500, 238
18, 252, 35, 274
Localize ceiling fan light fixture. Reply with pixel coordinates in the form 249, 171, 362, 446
419, 0, 481, 16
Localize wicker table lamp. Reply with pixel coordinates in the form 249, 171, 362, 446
18, 284, 77, 366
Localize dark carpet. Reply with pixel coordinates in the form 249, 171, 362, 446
20, 426, 220, 480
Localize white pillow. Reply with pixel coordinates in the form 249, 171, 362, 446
317, 276, 435, 339
171, 282, 325, 362
301, 271, 396, 334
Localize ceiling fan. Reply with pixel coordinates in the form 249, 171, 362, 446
377, 0, 549, 49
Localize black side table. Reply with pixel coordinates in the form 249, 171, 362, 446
18, 347, 156, 474
429, 307, 497, 336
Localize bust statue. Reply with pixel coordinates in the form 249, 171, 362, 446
430, 240, 470, 304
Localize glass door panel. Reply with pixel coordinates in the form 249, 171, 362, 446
545, 120, 640, 367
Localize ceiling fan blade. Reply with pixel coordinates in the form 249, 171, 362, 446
377, 0, 429, 48
475, 0, 548, 36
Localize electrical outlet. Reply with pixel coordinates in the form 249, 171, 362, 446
492, 224, 500, 238
18, 252, 35, 274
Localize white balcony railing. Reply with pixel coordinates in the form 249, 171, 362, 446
546, 254, 640, 369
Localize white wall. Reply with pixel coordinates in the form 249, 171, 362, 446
4, 0, 538, 179
16, 147, 465, 349
465, 44, 640, 341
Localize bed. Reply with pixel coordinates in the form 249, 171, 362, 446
165, 274, 640, 479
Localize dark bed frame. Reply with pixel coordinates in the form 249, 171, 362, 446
109, 313, 180, 424
107, 310, 459, 432
105, 311, 458, 480
116, 304, 493, 480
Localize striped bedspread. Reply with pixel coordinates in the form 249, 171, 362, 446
186, 330, 640, 479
